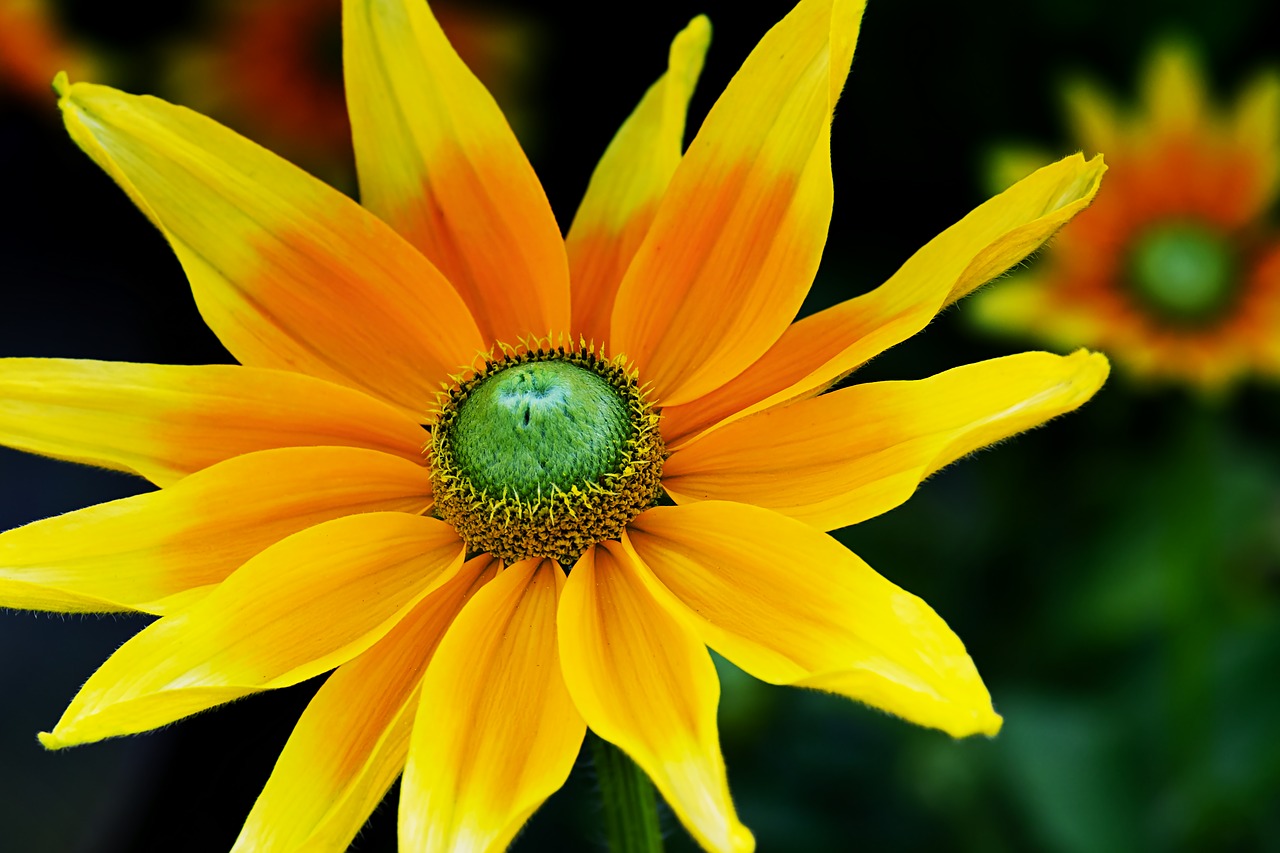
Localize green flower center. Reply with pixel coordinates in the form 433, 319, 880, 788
429, 346, 665, 566
1127, 222, 1238, 324
452, 360, 630, 501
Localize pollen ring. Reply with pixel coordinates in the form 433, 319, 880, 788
427, 342, 665, 566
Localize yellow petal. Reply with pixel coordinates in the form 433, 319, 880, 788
233, 555, 500, 853
659, 153, 1107, 446
40, 513, 464, 748
559, 543, 753, 853
344, 0, 569, 344
0, 446, 433, 615
565, 16, 711, 345
1064, 79, 1124, 155
0, 359, 426, 486
610, 0, 866, 406
400, 558, 585, 852
665, 351, 1109, 531
58, 80, 483, 416
626, 504, 1001, 738
1233, 70, 1280, 208
1142, 42, 1207, 134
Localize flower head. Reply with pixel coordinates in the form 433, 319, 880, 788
973, 42, 1280, 390
1, 1, 1107, 850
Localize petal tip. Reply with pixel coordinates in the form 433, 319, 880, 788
683, 13, 713, 44
1038, 151, 1108, 213
699, 816, 756, 853
1085, 348, 1111, 370
1072, 151, 1108, 200
944, 706, 1003, 739
1070, 348, 1112, 392
1086, 152, 1108, 183
37, 730, 67, 751
51, 70, 70, 99
729, 824, 757, 853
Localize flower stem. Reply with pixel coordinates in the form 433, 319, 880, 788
591, 732, 664, 853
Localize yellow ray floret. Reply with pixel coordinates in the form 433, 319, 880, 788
0, 2, 1117, 851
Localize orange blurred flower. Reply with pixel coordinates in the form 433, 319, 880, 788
974, 44, 1280, 390
0, 0, 100, 102
165, 0, 540, 183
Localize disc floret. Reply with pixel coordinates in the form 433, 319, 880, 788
1127, 221, 1238, 325
428, 343, 665, 565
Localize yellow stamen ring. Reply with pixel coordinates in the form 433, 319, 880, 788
428, 343, 666, 566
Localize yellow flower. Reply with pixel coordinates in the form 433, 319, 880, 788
973, 42, 1280, 390
0, 1, 1108, 850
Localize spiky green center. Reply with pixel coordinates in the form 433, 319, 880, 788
1128, 222, 1237, 324
452, 360, 630, 501
428, 346, 666, 566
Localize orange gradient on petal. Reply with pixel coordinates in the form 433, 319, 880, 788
232, 555, 502, 853
613, 164, 807, 405
322, 555, 499, 788
660, 153, 1106, 445
236, 222, 484, 417
386, 144, 571, 344
569, 200, 661, 347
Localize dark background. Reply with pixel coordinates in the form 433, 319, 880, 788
3, 0, 1280, 850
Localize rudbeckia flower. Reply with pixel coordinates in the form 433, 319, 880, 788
0, 0, 1108, 850
973, 42, 1280, 390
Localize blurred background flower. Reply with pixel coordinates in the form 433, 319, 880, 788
1, 0, 540, 187
2, 1, 1279, 852
0, 0, 103, 104
162, 0, 542, 188
973, 42, 1280, 390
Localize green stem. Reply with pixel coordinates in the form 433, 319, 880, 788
591, 732, 664, 853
